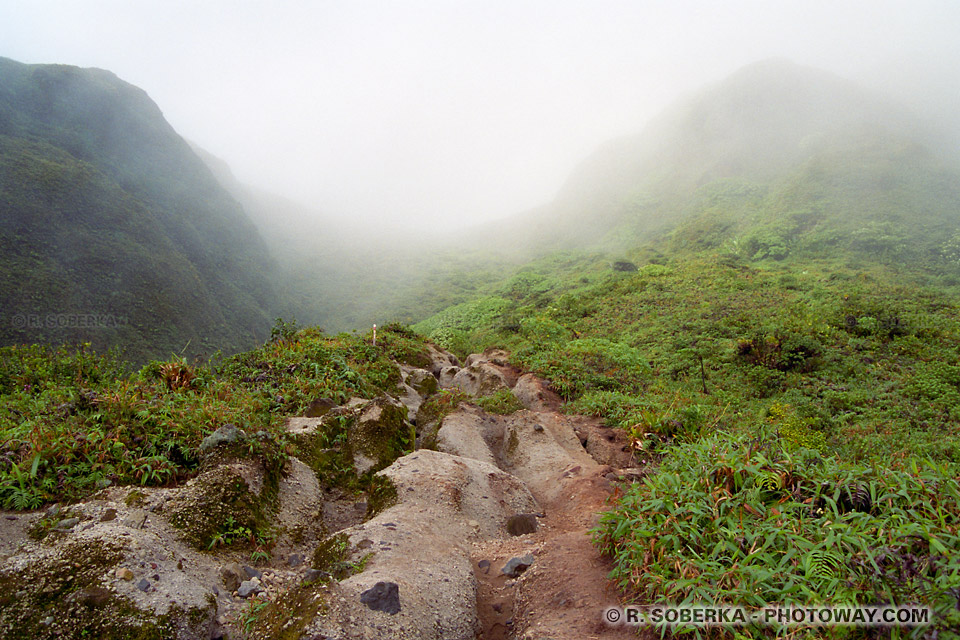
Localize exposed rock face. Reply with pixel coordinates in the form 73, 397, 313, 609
450, 363, 509, 396
424, 343, 461, 376
0, 345, 638, 640
438, 365, 460, 389
511, 373, 562, 412
0, 489, 224, 639
302, 450, 539, 640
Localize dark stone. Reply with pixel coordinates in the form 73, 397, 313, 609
237, 581, 261, 598
502, 554, 534, 578
288, 553, 304, 567
55, 517, 80, 530
506, 514, 538, 536
360, 581, 401, 615
100, 508, 117, 522
76, 586, 112, 607
305, 569, 331, 583
477, 559, 491, 574
200, 423, 244, 451
135, 578, 151, 592
242, 565, 262, 580
612, 261, 638, 272
305, 397, 336, 417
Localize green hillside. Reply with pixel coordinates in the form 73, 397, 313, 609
0, 57, 278, 361
408, 61, 960, 636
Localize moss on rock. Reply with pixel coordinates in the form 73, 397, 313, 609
0, 539, 212, 639
348, 395, 411, 474
166, 464, 263, 550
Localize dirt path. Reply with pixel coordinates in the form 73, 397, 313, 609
464, 412, 643, 640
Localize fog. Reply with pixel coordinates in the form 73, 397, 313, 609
2, 0, 959, 232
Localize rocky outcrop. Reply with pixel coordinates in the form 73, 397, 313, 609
302, 450, 539, 639
0, 345, 639, 640
511, 372, 562, 411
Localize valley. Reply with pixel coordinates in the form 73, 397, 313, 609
0, 54, 959, 638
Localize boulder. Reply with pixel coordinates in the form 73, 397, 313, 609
511, 373, 562, 412
348, 394, 412, 474
199, 423, 244, 451
450, 364, 509, 396
424, 344, 461, 376
438, 365, 460, 389
403, 367, 439, 397
502, 554, 534, 577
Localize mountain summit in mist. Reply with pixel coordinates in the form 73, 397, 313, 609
495, 58, 943, 253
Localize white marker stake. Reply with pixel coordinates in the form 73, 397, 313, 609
372, 324, 377, 347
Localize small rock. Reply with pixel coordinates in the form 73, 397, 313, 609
477, 559, 491, 575
40, 616, 54, 626
237, 581, 262, 598
533, 424, 544, 432
55, 517, 80, 530
305, 398, 336, 417
502, 554, 534, 578
4, 516, 16, 521
287, 553, 304, 567
121, 510, 147, 529
360, 581, 401, 615
304, 569, 330, 583
45, 504, 60, 518
100, 508, 117, 522
116, 567, 135, 581
200, 423, 244, 451
242, 565, 262, 580
135, 578, 151, 592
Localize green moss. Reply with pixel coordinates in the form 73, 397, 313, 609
365, 475, 398, 519
310, 532, 365, 580
243, 581, 329, 640
473, 389, 524, 415
347, 396, 411, 472
166, 465, 263, 550
506, 428, 520, 456
0, 539, 211, 639
124, 490, 146, 507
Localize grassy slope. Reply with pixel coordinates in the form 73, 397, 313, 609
410, 139, 960, 635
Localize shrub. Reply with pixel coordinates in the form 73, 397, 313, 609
594, 431, 960, 637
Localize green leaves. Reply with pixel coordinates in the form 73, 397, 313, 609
595, 431, 960, 635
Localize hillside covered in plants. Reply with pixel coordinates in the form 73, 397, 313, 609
0, 57, 279, 362
408, 64, 960, 637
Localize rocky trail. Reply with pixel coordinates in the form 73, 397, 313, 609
0, 345, 648, 639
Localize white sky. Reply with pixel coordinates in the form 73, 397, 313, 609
2, 1, 959, 230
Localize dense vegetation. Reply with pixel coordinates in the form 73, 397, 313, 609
0, 57, 278, 362
0, 323, 430, 512
404, 63, 960, 635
